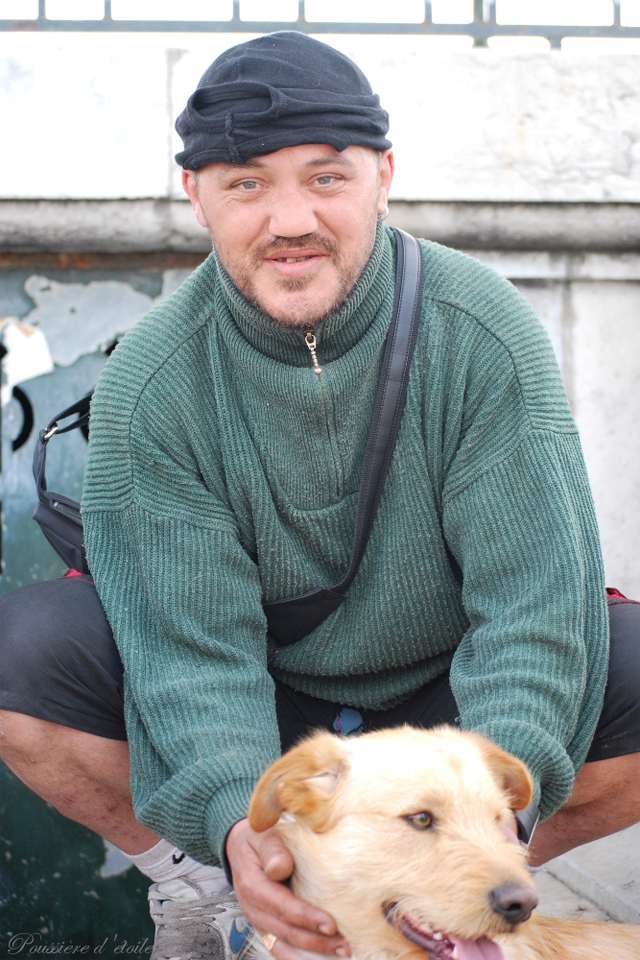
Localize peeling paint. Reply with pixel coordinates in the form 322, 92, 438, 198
21, 275, 154, 367
0, 318, 54, 406
18, 270, 197, 369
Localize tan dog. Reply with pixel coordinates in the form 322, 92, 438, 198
248, 726, 640, 960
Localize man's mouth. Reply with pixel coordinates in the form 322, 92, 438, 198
264, 250, 325, 279
382, 902, 504, 960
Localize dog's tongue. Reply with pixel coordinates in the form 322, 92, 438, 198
448, 935, 504, 960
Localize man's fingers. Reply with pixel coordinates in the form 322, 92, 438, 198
238, 870, 346, 954
263, 851, 292, 881
269, 934, 348, 960
226, 818, 347, 955
238, 874, 342, 950
243, 825, 339, 936
251, 830, 294, 882
269, 937, 306, 960
252, 909, 348, 958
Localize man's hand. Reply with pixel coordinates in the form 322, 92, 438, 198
226, 818, 350, 960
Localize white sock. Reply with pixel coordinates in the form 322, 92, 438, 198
125, 838, 232, 896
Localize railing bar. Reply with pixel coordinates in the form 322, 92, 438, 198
613, 0, 621, 27
3, 14, 640, 38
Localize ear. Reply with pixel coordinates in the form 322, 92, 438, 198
377, 148, 394, 216
248, 733, 348, 834
182, 169, 209, 230
469, 733, 534, 811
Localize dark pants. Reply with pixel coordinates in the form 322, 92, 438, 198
0, 575, 639, 762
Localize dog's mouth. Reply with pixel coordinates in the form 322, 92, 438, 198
382, 903, 504, 960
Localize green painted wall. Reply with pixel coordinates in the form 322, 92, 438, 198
0, 266, 186, 954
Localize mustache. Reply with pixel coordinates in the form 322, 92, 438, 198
254, 233, 339, 259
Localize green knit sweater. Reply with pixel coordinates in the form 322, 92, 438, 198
83, 225, 608, 867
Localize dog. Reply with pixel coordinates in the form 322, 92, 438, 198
248, 725, 640, 960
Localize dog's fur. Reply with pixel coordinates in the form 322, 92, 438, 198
248, 726, 640, 960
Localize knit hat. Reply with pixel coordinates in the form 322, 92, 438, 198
175, 31, 391, 169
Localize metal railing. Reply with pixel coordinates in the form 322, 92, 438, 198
2, 0, 640, 47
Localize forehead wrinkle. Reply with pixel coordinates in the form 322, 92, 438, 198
304, 155, 358, 169
208, 146, 366, 185
218, 153, 357, 174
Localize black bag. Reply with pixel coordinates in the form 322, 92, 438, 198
32, 392, 92, 575
32, 229, 424, 647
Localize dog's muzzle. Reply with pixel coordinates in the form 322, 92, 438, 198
382, 902, 506, 960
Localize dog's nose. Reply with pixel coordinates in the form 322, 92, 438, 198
489, 883, 538, 925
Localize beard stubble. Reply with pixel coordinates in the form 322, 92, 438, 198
211, 217, 378, 328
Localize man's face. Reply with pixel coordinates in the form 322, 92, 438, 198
182, 144, 393, 328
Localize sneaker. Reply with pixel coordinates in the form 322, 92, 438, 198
149, 878, 253, 960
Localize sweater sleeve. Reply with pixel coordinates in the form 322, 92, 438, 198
438, 299, 609, 819
83, 387, 280, 867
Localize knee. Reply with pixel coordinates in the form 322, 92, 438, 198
0, 709, 58, 761
0, 708, 28, 748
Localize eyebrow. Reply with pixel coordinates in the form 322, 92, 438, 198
218, 154, 357, 174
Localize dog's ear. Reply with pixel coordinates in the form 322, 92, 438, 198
248, 733, 348, 833
470, 734, 534, 811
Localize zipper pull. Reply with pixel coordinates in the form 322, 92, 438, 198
304, 329, 322, 375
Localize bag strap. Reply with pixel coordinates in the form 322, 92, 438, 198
44, 392, 92, 438
32, 230, 424, 644
263, 228, 425, 651
33, 391, 93, 504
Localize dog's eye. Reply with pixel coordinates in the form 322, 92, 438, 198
404, 811, 433, 830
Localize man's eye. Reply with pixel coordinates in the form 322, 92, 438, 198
315, 175, 335, 185
238, 180, 259, 190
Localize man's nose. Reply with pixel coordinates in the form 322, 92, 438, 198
267, 188, 318, 237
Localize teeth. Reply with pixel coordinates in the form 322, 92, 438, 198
451, 948, 459, 960
432, 932, 443, 940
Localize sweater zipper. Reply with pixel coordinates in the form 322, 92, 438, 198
303, 327, 339, 499
304, 329, 322, 375
304, 327, 327, 407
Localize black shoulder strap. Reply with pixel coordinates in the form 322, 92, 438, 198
33, 391, 93, 500
32, 391, 93, 574
32, 231, 425, 634
263, 228, 424, 651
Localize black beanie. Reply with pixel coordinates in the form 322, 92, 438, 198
175, 31, 391, 169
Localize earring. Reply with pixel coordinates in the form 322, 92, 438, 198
377, 206, 389, 222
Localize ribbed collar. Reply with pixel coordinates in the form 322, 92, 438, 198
213, 223, 395, 367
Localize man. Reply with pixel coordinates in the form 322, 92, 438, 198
1, 30, 639, 960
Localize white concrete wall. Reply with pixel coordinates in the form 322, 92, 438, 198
471, 251, 640, 598
2, 33, 640, 202
1, 34, 640, 595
